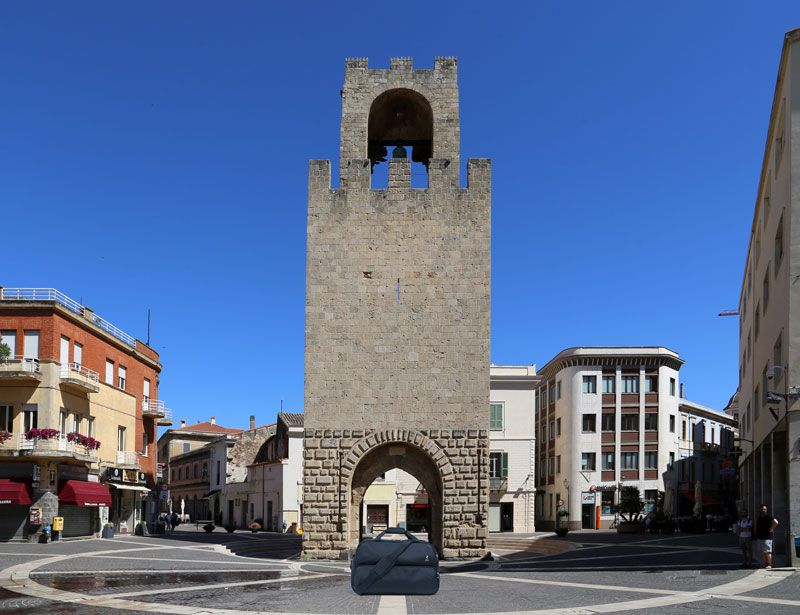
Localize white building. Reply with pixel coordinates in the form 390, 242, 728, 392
535, 347, 685, 530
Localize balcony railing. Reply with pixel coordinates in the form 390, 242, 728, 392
142, 399, 173, 425
59, 362, 100, 393
489, 477, 508, 491
12, 433, 97, 459
1, 288, 136, 348
0, 356, 42, 382
116, 451, 140, 467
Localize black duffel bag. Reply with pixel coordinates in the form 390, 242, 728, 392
351, 528, 439, 595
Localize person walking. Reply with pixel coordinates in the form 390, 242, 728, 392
735, 509, 754, 568
755, 504, 779, 569
170, 511, 179, 532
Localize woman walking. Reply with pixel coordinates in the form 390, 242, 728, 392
735, 509, 754, 568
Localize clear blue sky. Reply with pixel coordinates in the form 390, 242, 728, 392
2, 2, 795, 432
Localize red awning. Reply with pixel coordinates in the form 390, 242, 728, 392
0, 479, 32, 505
58, 480, 111, 507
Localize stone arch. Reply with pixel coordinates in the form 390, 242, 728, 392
344, 430, 454, 557
367, 88, 434, 170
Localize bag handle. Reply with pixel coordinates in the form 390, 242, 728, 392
373, 527, 419, 541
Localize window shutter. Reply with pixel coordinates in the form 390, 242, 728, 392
501, 452, 508, 478
490, 403, 503, 430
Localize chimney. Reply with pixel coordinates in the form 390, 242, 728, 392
680, 383, 685, 399
210, 416, 216, 425
180, 419, 186, 428
250, 415, 256, 430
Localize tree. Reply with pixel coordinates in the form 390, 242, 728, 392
0, 341, 10, 361
618, 486, 644, 522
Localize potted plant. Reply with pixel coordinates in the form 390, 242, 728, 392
616, 486, 646, 534
101, 522, 115, 539
203, 523, 215, 533
224, 524, 235, 533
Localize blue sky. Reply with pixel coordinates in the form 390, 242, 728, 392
1, 2, 796, 431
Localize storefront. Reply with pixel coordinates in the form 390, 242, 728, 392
57, 480, 111, 537
104, 467, 149, 533
0, 479, 32, 541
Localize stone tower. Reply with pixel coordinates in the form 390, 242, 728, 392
303, 57, 490, 559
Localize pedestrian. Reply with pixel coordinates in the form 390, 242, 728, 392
755, 503, 779, 569
170, 511, 179, 532
735, 509, 754, 568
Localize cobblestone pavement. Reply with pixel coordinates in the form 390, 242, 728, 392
0, 529, 797, 614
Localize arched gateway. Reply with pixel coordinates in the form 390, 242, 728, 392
303, 57, 491, 560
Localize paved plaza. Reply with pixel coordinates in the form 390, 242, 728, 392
0, 529, 797, 614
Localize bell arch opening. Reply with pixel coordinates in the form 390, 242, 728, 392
368, 88, 433, 187
349, 442, 444, 557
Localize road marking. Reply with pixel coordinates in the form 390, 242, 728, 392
82, 554, 283, 566
30, 568, 289, 575
455, 573, 685, 595
377, 594, 407, 614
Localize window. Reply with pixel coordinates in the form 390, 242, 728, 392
105, 360, 114, 385
0, 405, 12, 432
681, 419, 687, 440
202, 462, 208, 478
60, 335, 70, 365
775, 101, 785, 174
541, 389, 547, 407
547, 457, 555, 476
118, 366, 127, 390
549, 420, 555, 441
644, 414, 658, 431
763, 182, 771, 224
73, 415, 81, 434
555, 381, 562, 399
669, 415, 675, 433
141, 432, 149, 456
774, 333, 783, 384
601, 491, 614, 514
762, 366, 769, 408
171, 469, 176, 482
755, 224, 762, 265
644, 451, 657, 469
644, 489, 658, 513
117, 426, 126, 452
755, 304, 760, 340
216, 460, 221, 485
143, 378, 151, 404
621, 376, 639, 393
582, 375, 597, 394
763, 268, 770, 310
556, 418, 561, 437
23, 330, 39, 359
669, 452, 675, 467
601, 452, 615, 470
74, 342, 83, 366
178, 468, 182, 480
549, 384, 556, 403
582, 414, 596, 432
754, 385, 760, 419
194, 464, 199, 479
621, 452, 639, 469
556, 455, 561, 474
670, 378, 676, 396
774, 212, 784, 275
644, 376, 658, 393
23, 405, 37, 431
1, 330, 16, 356
581, 453, 596, 471
60, 410, 68, 434
711, 426, 715, 444
601, 414, 615, 431
621, 414, 639, 431
489, 403, 503, 430
183, 442, 190, 454
602, 375, 615, 393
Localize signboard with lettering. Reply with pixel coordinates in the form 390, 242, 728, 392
581, 492, 596, 504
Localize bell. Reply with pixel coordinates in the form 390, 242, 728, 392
391, 145, 407, 159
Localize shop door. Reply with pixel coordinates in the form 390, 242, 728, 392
581, 504, 595, 529
500, 502, 514, 532
366, 505, 389, 533
267, 501, 273, 531
0, 506, 28, 540
488, 503, 500, 532
227, 500, 234, 526
59, 504, 96, 537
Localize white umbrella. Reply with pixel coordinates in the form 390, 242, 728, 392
693, 480, 702, 517
181, 498, 185, 520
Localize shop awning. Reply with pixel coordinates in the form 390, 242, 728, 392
58, 480, 111, 507
0, 479, 32, 505
108, 483, 151, 493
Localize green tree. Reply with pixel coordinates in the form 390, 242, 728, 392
0, 341, 10, 361
618, 486, 644, 522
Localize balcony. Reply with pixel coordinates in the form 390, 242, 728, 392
116, 451, 140, 468
0, 356, 42, 384
59, 362, 100, 394
489, 477, 508, 491
4, 434, 97, 461
142, 399, 173, 426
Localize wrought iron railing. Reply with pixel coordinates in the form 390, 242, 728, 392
59, 362, 100, 384
0, 355, 40, 374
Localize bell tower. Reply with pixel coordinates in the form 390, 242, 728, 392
303, 57, 491, 559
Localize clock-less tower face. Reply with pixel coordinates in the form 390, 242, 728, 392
302, 57, 491, 560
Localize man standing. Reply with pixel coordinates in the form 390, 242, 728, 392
755, 504, 779, 569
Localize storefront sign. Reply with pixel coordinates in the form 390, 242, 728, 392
0, 499, 11, 505
581, 492, 596, 504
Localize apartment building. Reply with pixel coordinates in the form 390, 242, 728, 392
534, 347, 684, 531
0, 287, 169, 540
156, 416, 241, 519
736, 28, 800, 566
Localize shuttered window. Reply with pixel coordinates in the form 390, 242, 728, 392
489, 403, 503, 430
